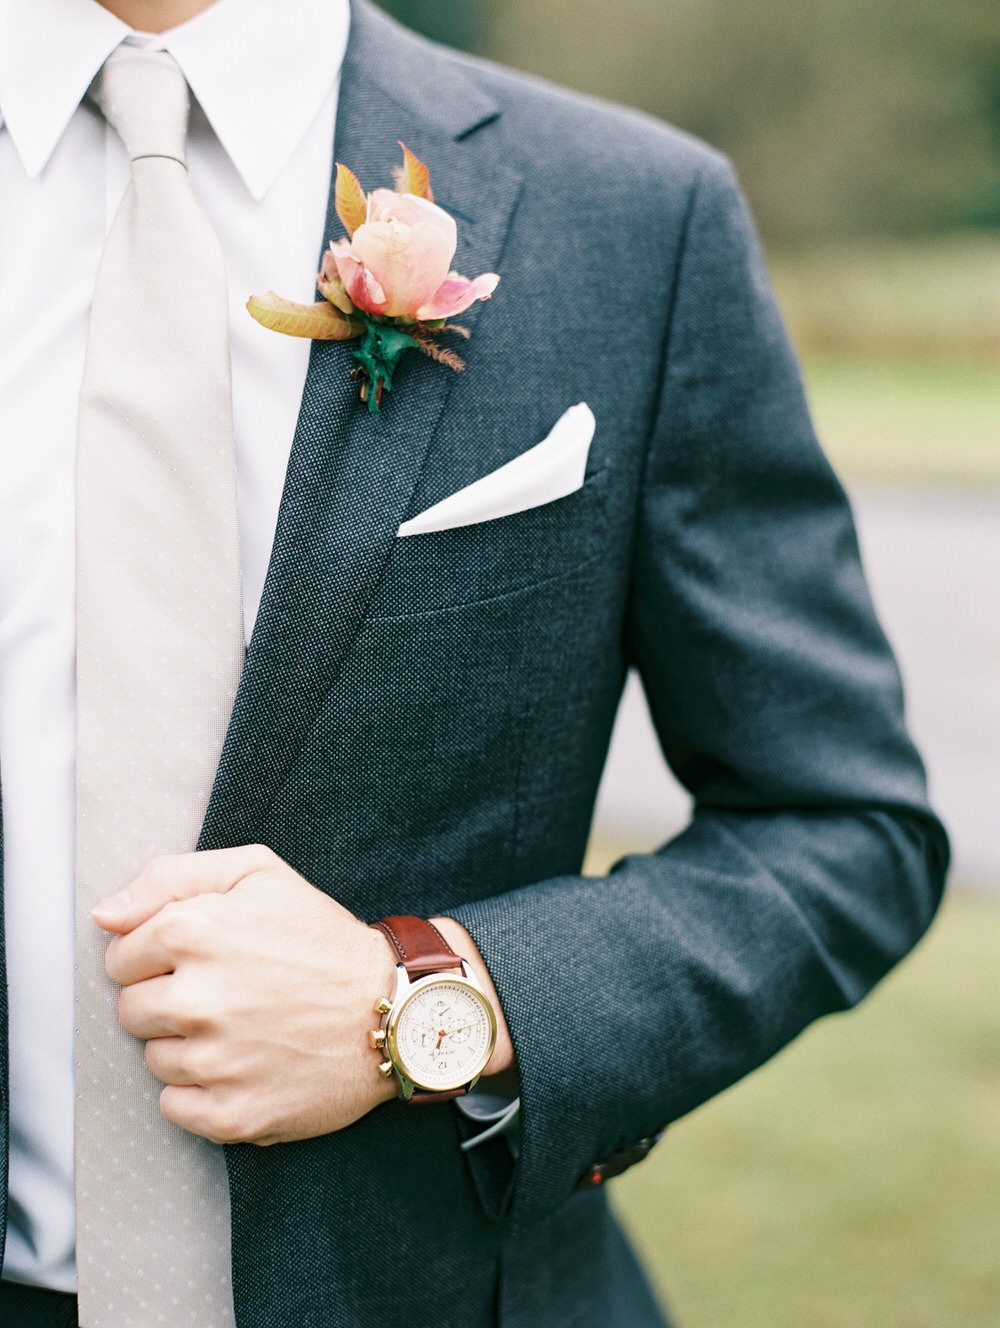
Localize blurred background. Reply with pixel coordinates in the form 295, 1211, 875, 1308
377, 4, 1000, 1325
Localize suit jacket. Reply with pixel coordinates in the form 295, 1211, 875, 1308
0, 2, 948, 1324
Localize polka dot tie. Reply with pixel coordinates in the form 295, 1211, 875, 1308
75, 45, 242, 1328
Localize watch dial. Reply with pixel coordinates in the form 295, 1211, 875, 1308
395, 980, 493, 1089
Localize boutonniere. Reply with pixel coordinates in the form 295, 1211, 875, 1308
247, 143, 499, 415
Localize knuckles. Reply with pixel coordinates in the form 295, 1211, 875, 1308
167, 985, 213, 1034
142, 853, 177, 889
245, 843, 280, 871
117, 979, 213, 1036
134, 843, 280, 905
209, 1104, 258, 1144
145, 1036, 217, 1086
160, 1089, 265, 1145
153, 899, 214, 957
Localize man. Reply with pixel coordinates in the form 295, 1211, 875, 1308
0, 0, 948, 1325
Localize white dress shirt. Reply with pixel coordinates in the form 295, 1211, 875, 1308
0, 0, 517, 1294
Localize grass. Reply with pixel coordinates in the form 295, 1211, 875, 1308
771, 236, 1000, 363
606, 890, 1000, 1328
767, 236, 999, 489
799, 354, 1000, 488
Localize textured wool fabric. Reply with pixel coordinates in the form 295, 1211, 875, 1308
0, 1279, 80, 1327
74, 46, 240, 1328
0, 3, 947, 1326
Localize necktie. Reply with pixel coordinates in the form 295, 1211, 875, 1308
75, 45, 242, 1328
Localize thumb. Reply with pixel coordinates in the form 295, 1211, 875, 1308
91, 844, 278, 933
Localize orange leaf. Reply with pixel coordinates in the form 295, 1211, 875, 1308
334, 162, 368, 237
394, 141, 434, 201
246, 292, 363, 340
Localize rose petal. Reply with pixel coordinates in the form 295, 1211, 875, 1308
350, 218, 454, 318
416, 271, 500, 321
334, 249, 389, 315
318, 246, 337, 286
318, 276, 355, 315
366, 188, 457, 253
316, 242, 356, 313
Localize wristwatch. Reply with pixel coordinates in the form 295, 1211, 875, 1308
369, 915, 498, 1103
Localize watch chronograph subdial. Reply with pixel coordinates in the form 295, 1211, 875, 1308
408, 1023, 435, 1050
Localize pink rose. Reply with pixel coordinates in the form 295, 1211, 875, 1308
320, 151, 499, 322
252, 144, 502, 416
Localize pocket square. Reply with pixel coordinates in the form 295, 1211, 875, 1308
397, 402, 596, 537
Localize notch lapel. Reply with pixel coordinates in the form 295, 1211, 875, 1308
199, 2, 524, 851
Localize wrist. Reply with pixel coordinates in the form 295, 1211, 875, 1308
428, 915, 516, 1077
361, 924, 403, 1106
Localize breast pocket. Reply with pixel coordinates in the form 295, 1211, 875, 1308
365, 464, 611, 620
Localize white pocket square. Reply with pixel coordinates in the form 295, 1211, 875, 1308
397, 402, 596, 537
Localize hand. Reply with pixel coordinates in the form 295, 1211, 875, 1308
92, 847, 515, 1147
92, 845, 399, 1146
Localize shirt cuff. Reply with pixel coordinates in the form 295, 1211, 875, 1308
456, 1075, 521, 1156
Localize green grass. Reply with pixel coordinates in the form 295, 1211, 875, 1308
608, 891, 1000, 1328
771, 237, 1000, 363
800, 354, 1000, 488
766, 236, 999, 488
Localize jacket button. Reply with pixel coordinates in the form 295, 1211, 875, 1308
577, 1129, 665, 1190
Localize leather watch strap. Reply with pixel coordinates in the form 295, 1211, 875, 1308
373, 915, 463, 980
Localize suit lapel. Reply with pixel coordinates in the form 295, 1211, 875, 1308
199, 1, 524, 850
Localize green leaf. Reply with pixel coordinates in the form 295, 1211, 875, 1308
246, 292, 363, 340
351, 319, 422, 414
334, 162, 368, 237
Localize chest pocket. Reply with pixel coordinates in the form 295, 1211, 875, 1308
364, 464, 611, 620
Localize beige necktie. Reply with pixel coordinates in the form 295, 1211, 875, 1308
75, 45, 242, 1328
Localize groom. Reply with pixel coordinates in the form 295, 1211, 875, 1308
0, 0, 948, 1325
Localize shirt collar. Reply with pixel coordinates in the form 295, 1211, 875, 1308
0, 0, 351, 200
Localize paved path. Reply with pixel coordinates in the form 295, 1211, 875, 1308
590, 485, 999, 888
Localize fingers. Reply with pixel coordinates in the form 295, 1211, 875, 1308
159, 1085, 223, 1141
144, 1035, 200, 1086
105, 916, 176, 986
159, 1085, 263, 1145
92, 844, 278, 934
105, 895, 214, 986
117, 974, 195, 1039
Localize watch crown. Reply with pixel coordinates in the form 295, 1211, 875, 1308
378, 1059, 394, 1078
368, 1028, 387, 1050
374, 996, 392, 1015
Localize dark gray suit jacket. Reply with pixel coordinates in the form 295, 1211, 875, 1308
0, 2, 948, 1325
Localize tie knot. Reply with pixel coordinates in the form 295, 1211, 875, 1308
90, 45, 190, 167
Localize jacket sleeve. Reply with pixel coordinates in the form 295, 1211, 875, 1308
449, 150, 949, 1228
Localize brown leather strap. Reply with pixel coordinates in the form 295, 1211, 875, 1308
409, 1086, 466, 1105
373, 915, 463, 980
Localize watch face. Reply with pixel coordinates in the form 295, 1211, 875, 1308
390, 976, 496, 1092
